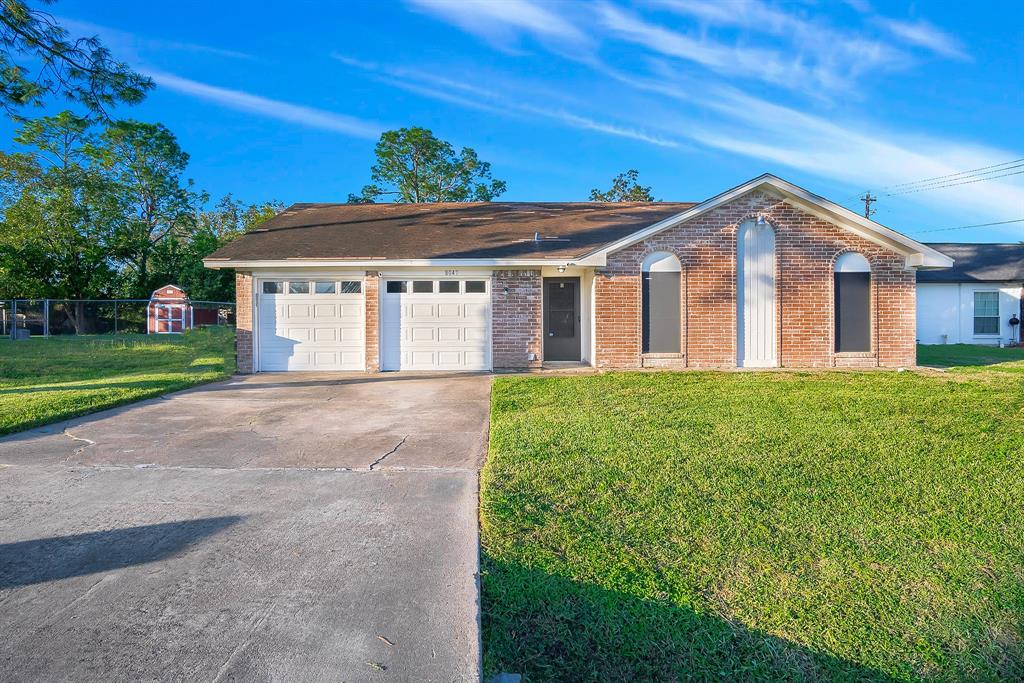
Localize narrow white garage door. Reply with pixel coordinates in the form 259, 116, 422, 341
381, 278, 491, 371
257, 278, 364, 371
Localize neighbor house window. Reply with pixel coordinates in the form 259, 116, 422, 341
834, 252, 871, 353
974, 291, 999, 334
262, 281, 283, 294
642, 252, 681, 354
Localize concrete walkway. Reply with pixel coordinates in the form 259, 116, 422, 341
0, 372, 490, 682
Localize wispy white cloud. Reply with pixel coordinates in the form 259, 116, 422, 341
60, 17, 257, 61
331, 54, 682, 149
873, 17, 970, 61
611, 1, 910, 92
405, 0, 586, 49
143, 69, 383, 139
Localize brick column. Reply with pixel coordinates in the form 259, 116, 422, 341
235, 271, 254, 374
876, 263, 917, 367
593, 268, 642, 369
492, 270, 542, 369
364, 271, 380, 372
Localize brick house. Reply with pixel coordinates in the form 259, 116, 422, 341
204, 174, 952, 373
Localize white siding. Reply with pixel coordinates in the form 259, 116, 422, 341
737, 221, 777, 367
917, 282, 1022, 345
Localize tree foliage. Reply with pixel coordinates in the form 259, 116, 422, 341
0, 0, 151, 119
0, 113, 280, 304
589, 169, 655, 202
348, 127, 506, 203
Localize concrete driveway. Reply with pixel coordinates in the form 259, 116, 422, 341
0, 372, 490, 682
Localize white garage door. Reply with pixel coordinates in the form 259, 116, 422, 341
381, 278, 491, 371
257, 278, 364, 371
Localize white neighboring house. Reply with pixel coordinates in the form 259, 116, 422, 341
917, 243, 1023, 346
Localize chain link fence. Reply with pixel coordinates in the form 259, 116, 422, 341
0, 299, 235, 338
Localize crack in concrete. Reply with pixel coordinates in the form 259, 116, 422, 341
62, 429, 96, 457
367, 436, 409, 471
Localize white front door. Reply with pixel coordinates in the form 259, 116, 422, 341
737, 220, 777, 367
381, 278, 491, 371
257, 278, 365, 371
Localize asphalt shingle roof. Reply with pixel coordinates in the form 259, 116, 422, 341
918, 243, 1024, 282
206, 201, 697, 261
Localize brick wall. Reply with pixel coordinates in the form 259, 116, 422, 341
235, 271, 253, 374
364, 271, 380, 372
492, 270, 543, 369
594, 191, 917, 369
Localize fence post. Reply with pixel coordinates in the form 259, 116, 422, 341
43, 299, 50, 338
113, 300, 119, 335
10, 299, 16, 339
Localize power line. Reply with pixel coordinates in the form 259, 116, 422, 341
910, 218, 1024, 235
883, 157, 1024, 192
884, 162, 1024, 194
886, 169, 1024, 196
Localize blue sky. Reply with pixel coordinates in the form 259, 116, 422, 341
15, 0, 1024, 241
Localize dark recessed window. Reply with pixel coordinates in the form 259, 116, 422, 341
438, 281, 460, 293
386, 281, 407, 294
314, 281, 336, 294
262, 281, 283, 294
288, 281, 310, 295
465, 280, 486, 293
413, 280, 434, 293
340, 281, 362, 294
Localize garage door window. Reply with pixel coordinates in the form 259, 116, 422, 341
340, 281, 362, 294
465, 280, 486, 293
438, 280, 460, 293
314, 281, 336, 294
262, 281, 284, 294
288, 281, 310, 294
413, 280, 435, 293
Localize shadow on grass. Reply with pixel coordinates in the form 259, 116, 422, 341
0, 516, 241, 589
482, 556, 900, 682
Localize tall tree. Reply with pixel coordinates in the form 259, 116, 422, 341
0, 111, 119, 329
348, 127, 506, 203
150, 194, 282, 301
589, 169, 655, 202
0, 0, 151, 119
90, 120, 202, 295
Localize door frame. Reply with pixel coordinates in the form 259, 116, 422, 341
543, 276, 582, 362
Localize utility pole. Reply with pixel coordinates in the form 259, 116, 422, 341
859, 192, 877, 219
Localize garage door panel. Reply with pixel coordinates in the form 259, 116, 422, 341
258, 286, 364, 371
381, 282, 490, 371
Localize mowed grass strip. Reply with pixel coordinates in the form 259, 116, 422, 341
0, 327, 235, 435
482, 363, 1024, 681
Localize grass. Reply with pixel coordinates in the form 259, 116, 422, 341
482, 349, 1024, 681
918, 343, 1024, 372
0, 327, 235, 435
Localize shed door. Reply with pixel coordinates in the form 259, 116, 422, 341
737, 221, 777, 367
380, 279, 491, 371
257, 279, 365, 371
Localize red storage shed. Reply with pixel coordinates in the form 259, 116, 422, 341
147, 285, 193, 334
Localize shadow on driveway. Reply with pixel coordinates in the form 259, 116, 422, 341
0, 516, 241, 589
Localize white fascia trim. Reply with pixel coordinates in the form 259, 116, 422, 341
575, 174, 954, 270
203, 258, 573, 270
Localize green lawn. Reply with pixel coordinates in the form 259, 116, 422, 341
0, 327, 235, 435
482, 352, 1024, 681
918, 343, 1024, 372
